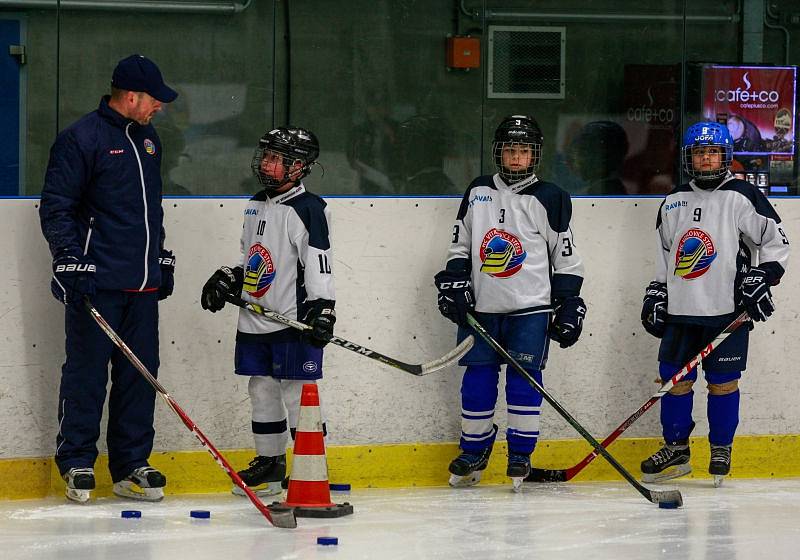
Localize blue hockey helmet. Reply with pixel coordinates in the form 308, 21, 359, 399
682, 121, 733, 180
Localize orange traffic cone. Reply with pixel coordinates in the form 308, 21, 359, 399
279, 383, 353, 518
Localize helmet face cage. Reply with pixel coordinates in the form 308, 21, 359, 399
251, 127, 320, 189
492, 141, 542, 183
682, 122, 733, 180
493, 115, 544, 183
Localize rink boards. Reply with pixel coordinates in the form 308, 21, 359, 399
1, 197, 798, 498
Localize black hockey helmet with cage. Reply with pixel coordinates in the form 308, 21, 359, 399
493, 115, 543, 183
252, 127, 320, 189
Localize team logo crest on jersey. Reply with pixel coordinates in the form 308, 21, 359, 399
244, 243, 277, 297
143, 139, 156, 155
674, 228, 717, 279
479, 228, 527, 277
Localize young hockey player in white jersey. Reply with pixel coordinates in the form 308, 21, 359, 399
200, 127, 335, 496
640, 121, 790, 486
434, 115, 586, 490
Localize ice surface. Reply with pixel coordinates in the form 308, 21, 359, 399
3, 479, 800, 559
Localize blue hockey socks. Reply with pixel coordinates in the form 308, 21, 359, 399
659, 362, 697, 443
706, 371, 741, 446
505, 368, 543, 455
459, 365, 500, 452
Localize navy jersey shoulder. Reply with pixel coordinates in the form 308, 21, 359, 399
719, 178, 781, 223
251, 190, 267, 202
284, 191, 331, 250
456, 175, 497, 220
656, 183, 692, 229
520, 180, 573, 233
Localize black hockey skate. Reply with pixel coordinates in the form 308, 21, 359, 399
641, 441, 691, 483
709, 444, 732, 488
507, 453, 531, 493
63, 467, 96, 503
113, 465, 167, 502
448, 446, 493, 488
233, 455, 286, 497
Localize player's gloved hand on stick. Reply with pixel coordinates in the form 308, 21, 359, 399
549, 296, 587, 348
200, 266, 243, 312
739, 267, 775, 322
304, 299, 336, 348
51, 254, 96, 305
158, 249, 176, 301
641, 281, 668, 338
434, 269, 475, 328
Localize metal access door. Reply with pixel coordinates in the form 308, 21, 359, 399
0, 18, 22, 195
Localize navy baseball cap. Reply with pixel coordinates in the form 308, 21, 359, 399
111, 54, 178, 103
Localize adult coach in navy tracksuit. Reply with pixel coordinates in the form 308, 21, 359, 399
39, 55, 177, 503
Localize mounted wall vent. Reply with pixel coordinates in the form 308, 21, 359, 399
487, 26, 566, 99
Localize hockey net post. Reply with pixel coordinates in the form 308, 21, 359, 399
227, 295, 473, 376
466, 312, 683, 507
526, 310, 750, 483
84, 299, 297, 529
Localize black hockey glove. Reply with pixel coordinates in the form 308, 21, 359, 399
739, 267, 775, 322
434, 269, 475, 328
51, 254, 96, 306
304, 299, 336, 348
200, 266, 243, 312
158, 249, 175, 301
641, 281, 668, 338
549, 296, 587, 348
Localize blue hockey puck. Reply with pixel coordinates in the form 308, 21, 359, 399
329, 483, 351, 491
190, 510, 211, 519
317, 536, 339, 546
121, 510, 142, 518
658, 501, 681, 509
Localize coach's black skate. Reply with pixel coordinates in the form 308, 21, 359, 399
709, 444, 732, 488
63, 467, 96, 503
233, 455, 286, 497
113, 465, 167, 502
448, 445, 493, 488
641, 441, 691, 483
507, 453, 531, 493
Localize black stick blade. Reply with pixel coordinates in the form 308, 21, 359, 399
525, 467, 568, 483
649, 489, 683, 507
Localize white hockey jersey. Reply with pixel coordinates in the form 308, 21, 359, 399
445, 174, 584, 314
236, 183, 335, 335
654, 176, 789, 323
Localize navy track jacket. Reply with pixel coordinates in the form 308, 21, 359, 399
40, 96, 168, 291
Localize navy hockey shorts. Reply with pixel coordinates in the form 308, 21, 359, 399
658, 322, 749, 373
457, 312, 550, 370
235, 339, 323, 380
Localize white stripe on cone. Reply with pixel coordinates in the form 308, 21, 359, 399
290, 454, 329, 482
296, 404, 323, 433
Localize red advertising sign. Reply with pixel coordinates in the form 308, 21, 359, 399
703, 65, 797, 155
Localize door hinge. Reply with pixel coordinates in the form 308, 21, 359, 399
9, 45, 26, 65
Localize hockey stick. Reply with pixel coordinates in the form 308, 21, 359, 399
526, 310, 750, 483
84, 299, 297, 529
466, 313, 683, 507
227, 295, 474, 376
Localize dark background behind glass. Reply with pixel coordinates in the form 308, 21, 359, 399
1, 0, 797, 196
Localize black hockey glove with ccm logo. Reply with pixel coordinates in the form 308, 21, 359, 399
200, 266, 243, 312
739, 267, 775, 322
434, 269, 475, 328
641, 281, 668, 338
51, 254, 96, 305
303, 299, 336, 348
549, 296, 587, 348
